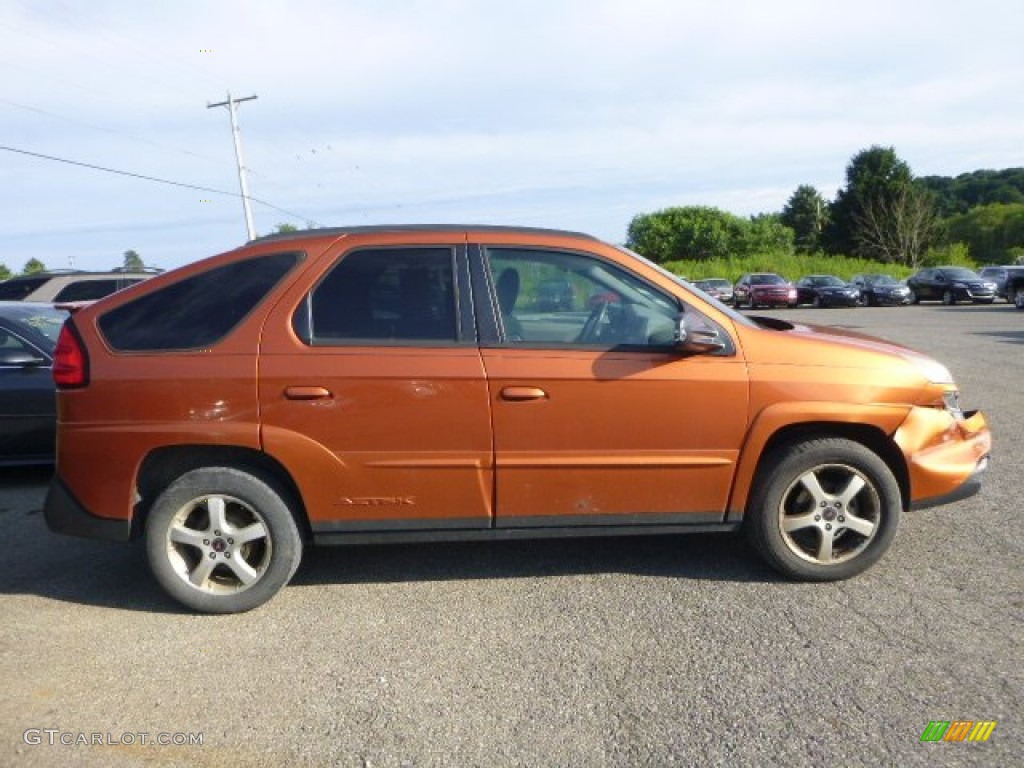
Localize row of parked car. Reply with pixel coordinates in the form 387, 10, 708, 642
694, 265, 1024, 309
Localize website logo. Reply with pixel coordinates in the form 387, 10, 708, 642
920, 720, 997, 742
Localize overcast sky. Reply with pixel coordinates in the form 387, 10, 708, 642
2, 0, 1022, 272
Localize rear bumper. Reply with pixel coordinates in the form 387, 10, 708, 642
44, 476, 133, 541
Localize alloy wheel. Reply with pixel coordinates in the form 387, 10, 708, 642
776, 463, 881, 566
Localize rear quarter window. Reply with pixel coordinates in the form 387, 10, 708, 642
99, 252, 301, 351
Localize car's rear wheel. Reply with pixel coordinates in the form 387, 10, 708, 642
145, 467, 303, 613
812, 295, 822, 308
746, 438, 901, 581
1015, 286, 1024, 309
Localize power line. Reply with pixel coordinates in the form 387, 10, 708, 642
0, 97, 215, 162
0, 144, 312, 223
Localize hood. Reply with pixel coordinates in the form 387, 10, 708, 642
741, 316, 951, 388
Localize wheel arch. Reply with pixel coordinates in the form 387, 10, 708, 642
727, 414, 911, 522
133, 445, 311, 541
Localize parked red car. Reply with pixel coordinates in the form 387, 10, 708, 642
733, 273, 797, 309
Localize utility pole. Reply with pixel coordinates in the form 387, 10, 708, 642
207, 92, 258, 241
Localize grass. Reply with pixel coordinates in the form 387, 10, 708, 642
660, 252, 922, 283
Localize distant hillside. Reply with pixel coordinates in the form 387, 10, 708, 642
919, 168, 1024, 217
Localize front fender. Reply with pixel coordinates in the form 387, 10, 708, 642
725, 402, 910, 522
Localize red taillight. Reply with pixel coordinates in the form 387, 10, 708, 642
53, 323, 89, 388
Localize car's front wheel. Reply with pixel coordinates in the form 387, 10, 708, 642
1015, 286, 1024, 309
942, 289, 955, 305
145, 467, 303, 613
746, 438, 901, 581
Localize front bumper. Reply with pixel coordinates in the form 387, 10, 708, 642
895, 408, 991, 510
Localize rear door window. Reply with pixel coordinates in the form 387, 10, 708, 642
293, 247, 459, 345
99, 252, 301, 351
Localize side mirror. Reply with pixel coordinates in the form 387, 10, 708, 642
0, 348, 47, 367
676, 313, 726, 354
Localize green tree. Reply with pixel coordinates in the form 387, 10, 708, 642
22, 258, 47, 275
945, 203, 1024, 263
781, 185, 828, 252
0, 263, 11, 281
826, 146, 913, 257
123, 250, 144, 271
274, 223, 299, 234
626, 206, 793, 263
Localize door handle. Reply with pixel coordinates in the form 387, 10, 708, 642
500, 386, 547, 401
284, 386, 333, 401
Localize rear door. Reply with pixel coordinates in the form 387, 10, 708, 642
472, 242, 748, 527
258, 237, 494, 533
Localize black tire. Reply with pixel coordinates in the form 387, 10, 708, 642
145, 467, 303, 613
942, 289, 954, 305
1015, 286, 1024, 309
745, 438, 901, 581
812, 295, 822, 308
910, 290, 920, 305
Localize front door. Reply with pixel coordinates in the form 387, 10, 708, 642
476, 245, 749, 527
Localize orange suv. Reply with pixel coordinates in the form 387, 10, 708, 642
45, 226, 991, 613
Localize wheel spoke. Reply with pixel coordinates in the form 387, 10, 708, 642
224, 557, 259, 586
816, 530, 835, 563
836, 474, 866, 506
783, 513, 818, 532
842, 512, 876, 538
797, 471, 829, 505
169, 524, 206, 550
188, 556, 217, 588
233, 521, 267, 545
206, 496, 229, 533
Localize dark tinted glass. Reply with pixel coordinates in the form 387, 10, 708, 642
0, 276, 48, 300
296, 248, 456, 344
53, 279, 119, 302
99, 252, 300, 351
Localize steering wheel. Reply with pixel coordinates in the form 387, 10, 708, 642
577, 301, 609, 343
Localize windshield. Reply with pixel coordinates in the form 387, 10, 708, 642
866, 275, 897, 285
943, 268, 980, 280
751, 274, 786, 285
808, 276, 845, 286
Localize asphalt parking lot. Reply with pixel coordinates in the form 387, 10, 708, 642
2, 303, 1021, 767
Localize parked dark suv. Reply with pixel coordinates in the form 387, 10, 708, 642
906, 267, 997, 305
1005, 267, 1024, 309
0, 269, 160, 303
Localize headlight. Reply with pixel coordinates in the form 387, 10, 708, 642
908, 355, 954, 385
943, 390, 963, 418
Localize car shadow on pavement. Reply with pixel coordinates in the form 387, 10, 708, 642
973, 329, 1024, 344
291, 532, 777, 589
0, 515, 777, 614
